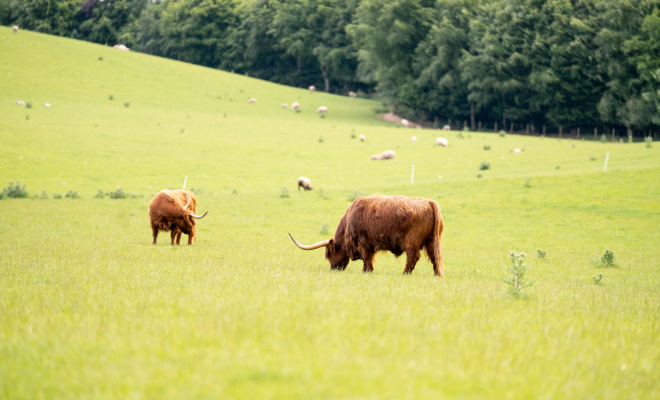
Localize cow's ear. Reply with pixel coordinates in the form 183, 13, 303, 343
327, 238, 334, 247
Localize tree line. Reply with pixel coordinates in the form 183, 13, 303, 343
3, 0, 660, 138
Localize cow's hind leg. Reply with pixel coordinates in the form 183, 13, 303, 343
362, 253, 375, 273
425, 235, 444, 277
403, 247, 421, 275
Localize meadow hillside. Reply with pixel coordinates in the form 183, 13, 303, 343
1, 28, 659, 399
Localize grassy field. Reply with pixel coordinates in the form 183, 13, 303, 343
1, 27, 659, 399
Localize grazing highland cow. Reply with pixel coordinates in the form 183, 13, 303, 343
289, 195, 444, 276
149, 190, 209, 245
298, 176, 313, 191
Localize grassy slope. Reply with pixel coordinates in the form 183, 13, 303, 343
1, 28, 659, 399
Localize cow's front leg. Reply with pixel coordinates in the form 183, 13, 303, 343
151, 223, 158, 245
170, 230, 178, 245
403, 248, 421, 274
362, 252, 375, 273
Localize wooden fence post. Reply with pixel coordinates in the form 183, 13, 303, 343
478, 121, 482, 132
542, 125, 546, 136
594, 127, 597, 139
494, 122, 498, 132
559, 126, 563, 138
577, 127, 580, 140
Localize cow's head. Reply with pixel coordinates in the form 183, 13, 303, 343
289, 234, 349, 270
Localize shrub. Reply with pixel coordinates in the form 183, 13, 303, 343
463, 126, 470, 131
109, 94, 114, 100
318, 188, 328, 199
295, 109, 301, 113
645, 136, 652, 148
592, 274, 603, 285
483, 144, 491, 150
26, 101, 32, 108
189, 187, 204, 194
94, 189, 105, 198
601, 249, 616, 267
320, 114, 326, 119
499, 130, 506, 137
524, 177, 531, 188
590, 155, 596, 161
280, 187, 289, 198
26, 115, 29, 120
53, 193, 62, 199
347, 190, 365, 201
65, 190, 81, 199
457, 132, 464, 138
479, 161, 490, 170
318, 135, 324, 143
40, 191, 48, 199
477, 174, 482, 178
232, 188, 238, 194
124, 101, 130, 108
2, 181, 29, 198
536, 249, 546, 258
351, 133, 356, 139
98, 56, 103, 60
601, 134, 608, 143
320, 222, 330, 235
107, 187, 129, 199
503, 251, 533, 298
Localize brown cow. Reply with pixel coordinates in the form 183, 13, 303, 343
149, 190, 208, 245
289, 195, 444, 276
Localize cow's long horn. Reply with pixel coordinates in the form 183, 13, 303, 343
288, 233, 330, 250
189, 211, 209, 219
183, 195, 190, 210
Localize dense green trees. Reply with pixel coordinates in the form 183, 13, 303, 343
4, 0, 660, 136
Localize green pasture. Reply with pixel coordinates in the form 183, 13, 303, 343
1, 28, 659, 399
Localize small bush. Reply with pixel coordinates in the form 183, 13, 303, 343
26, 115, 29, 120
109, 94, 114, 100
318, 135, 324, 143
351, 133, 356, 139
645, 136, 652, 148
479, 161, 490, 170
498, 130, 506, 137
483, 144, 491, 150
320, 114, 326, 119
524, 177, 531, 187
295, 109, 301, 113
592, 274, 603, 285
347, 190, 365, 201
40, 191, 48, 199
232, 188, 238, 194
601, 249, 616, 267
65, 190, 81, 199
98, 56, 103, 61
2, 181, 29, 198
457, 132, 464, 139
94, 189, 105, 198
280, 187, 289, 198
189, 187, 204, 194
463, 126, 470, 131
536, 249, 546, 258
555, 165, 560, 169
320, 222, 330, 235
26, 101, 32, 108
477, 174, 482, 178
590, 155, 596, 161
107, 187, 129, 199
318, 188, 328, 199
601, 134, 607, 143
53, 193, 62, 199
503, 251, 533, 298
124, 101, 130, 108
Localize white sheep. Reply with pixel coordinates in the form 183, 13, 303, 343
12, 26, 19, 33
380, 150, 396, 160
348, 91, 357, 98
317, 106, 328, 114
359, 134, 365, 142
401, 119, 410, 128
113, 44, 130, 51
370, 154, 381, 160
297, 176, 313, 191
513, 148, 521, 153
436, 137, 448, 147
282, 103, 288, 108
247, 98, 256, 103
291, 102, 300, 110
43, 103, 51, 108
15, 100, 25, 106
308, 86, 316, 92
442, 125, 451, 130
411, 136, 417, 144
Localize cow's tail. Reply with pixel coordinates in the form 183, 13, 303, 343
428, 200, 444, 277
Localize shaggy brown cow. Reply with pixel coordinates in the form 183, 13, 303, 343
149, 190, 209, 245
289, 195, 444, 276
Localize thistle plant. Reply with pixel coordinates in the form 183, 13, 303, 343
536, 249, 546, 258
503, 251, 533, 298
280, 187, 289, 198
592, 274, 603, 285
601, 249, 616, 267
320, 222, 330, 235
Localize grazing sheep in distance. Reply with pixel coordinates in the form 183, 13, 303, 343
13, 26, 19, 33
380, 150, 396, 160
370, 154, 381, 160
298, 176, 313, 191
292, 102, 300, 110
442, 125, 450, 130
247, 98, 256, 103
360, 135, 365, 142
348, 91, 357, 98
43, 103, 51, 108
309, 86, 316, 92
436, 137, 448, 147
282, 103, 288, 108
113, 44, 130, 51
401, 119, 410, 128
416, 125, 422, 130
317, 106, 328, 114
513, 148, 521, 153
411, 136, 417, 144
15, 100, 25, 106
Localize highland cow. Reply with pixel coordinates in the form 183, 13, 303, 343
149, 190, 209, 245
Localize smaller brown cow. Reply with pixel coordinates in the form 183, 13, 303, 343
149, 190, 208, 245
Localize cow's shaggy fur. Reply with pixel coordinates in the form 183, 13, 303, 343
149, 190, 205, 245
